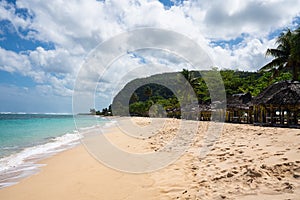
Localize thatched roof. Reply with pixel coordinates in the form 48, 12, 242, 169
227, 92, 252, 110
253, 81, 300, 105
198, 101, 226, 111
199, 104, 211, 111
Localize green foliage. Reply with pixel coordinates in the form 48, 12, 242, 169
129, 101, 150, 116
95, 105, 112, 116
261, 26, 300, 81
104, 68, 293, 118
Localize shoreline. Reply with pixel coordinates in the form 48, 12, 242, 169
0, 144, 159, 200
0, 118, 299, 199
0, 115, 117, 189
0, 118, 162, 199
0, 136, 81, 190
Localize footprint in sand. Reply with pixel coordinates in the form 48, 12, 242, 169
218, 157, 227, 162
293, 166, 300, 179
238, 150, 244, 154
274, 152, 284, 156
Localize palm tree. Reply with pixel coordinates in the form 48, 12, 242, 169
130, 92, 139, 103
180, 69, 201, 102
260, 28, 300, 81
144, 86, 152, 99
291, 26, 300, 77
180, 69, 201, 90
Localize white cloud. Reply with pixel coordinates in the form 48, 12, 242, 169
0, 0, 300, 111
0, 47, 31, 73
0, 47, 76, 95
0, 1, 32, 34
0, 84, 72, 113
16, 0, 123, 49
209, 37, 277, 71
186, 0, 300, 39
29, 47, 82, 74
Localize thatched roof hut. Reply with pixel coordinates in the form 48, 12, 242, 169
253, 81, 300, 105
227, 92, 252, 110
225, 93, 253, 123
253, 81, 300, 127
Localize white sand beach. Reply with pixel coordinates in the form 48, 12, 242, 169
0, 117, 299, 200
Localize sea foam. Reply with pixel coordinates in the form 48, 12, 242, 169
0, 132, 82, 189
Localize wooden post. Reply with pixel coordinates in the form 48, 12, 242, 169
270, 105, 274, 124
279, 106, 282, 125
293, 108, 297, 125
250, 109, 253, 124
280, 107, 284, 125
262, 106, 266, 124
296, 109, 299, 125
259, 106, 262, 124
287, 109, 291, 126
253, 106, 256, 123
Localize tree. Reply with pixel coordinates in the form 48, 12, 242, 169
90, 108, 96, 115
180, 69, 200, 88
179, 69, 201, 101
291, 26, 300, 78
144, 86, 153, 99
130, 92, 139, 104
260, 27, 300, 81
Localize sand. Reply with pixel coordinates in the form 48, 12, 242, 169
0, 117, 299, 200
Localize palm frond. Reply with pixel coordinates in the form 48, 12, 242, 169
276, 29, 292, 45
260, 58, 287, 72
265, 48, 286, 57
261, 26, 300, 80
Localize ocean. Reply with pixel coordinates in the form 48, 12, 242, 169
0, 113, 110, 189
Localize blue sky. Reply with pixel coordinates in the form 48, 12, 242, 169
0, 0, 300, 113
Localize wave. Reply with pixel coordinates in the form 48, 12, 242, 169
0, 132, 82, 189
102, 120, 117, 128
0, 112, 73, 115
0, 146, 20, 150
0, 119, 114, 189
0, 133, 82, 172
43, 113, 73, 115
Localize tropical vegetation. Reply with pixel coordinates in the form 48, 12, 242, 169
95, 26, 299, 117
102, 69, 291, 117
260, 26, 300, 81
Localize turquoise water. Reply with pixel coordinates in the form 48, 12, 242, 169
0, 114, 110, 188
0, 114, 104, 158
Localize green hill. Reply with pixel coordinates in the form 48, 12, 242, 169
102, 69, 292, 117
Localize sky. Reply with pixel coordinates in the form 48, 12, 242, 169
0, 0, 300, 113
